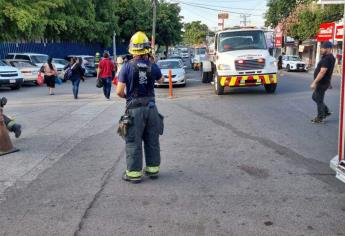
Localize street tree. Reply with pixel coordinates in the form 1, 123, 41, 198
156, 1, 183, 53
183, 21, 208, 46
284, 3, 344, 41
265, 0, 311, 28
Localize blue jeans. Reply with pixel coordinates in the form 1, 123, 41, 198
102, 77, 112, 99
72, 78, 81, 98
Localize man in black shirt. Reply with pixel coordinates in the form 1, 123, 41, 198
311, 41, 335, 123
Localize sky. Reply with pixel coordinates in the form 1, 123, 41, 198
167, 0, 268, 30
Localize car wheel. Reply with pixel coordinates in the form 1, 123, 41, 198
287, 64, 291, 72
264, 84, 277, 94
214, 73, 224, 95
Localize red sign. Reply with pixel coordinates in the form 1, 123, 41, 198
274, 23, 284, 48
275, 36, 283, 48
336, 25, 344, 40
317, 22, 335, 42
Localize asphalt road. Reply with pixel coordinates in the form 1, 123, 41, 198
0, 67, 344, 236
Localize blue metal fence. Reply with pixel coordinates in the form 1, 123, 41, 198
0, 42, 128, 59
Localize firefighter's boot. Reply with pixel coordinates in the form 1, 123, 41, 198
11, 124, 22, 138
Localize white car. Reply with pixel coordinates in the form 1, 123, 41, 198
5, 53, 65, 76
282, 55, 307, 72
156, 59, 186, 86
0, 61, 24, 90
4, 60, 39, 83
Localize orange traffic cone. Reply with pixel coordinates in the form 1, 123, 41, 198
0, 107, 19, 156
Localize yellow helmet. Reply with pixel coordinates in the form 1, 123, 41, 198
129, 31, 151, 56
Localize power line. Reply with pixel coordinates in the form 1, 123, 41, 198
178, 1, 266, 11
170, 0, 264, 16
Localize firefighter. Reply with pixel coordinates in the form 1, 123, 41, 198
1, 97, 21, 138
116, 31, 164, 183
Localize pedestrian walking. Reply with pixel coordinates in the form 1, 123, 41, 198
116, 31, 164, 183
69, 57, 85, 99
97, 51, 115, 100
310, 41, 335, 123
278, 52, 284, 77
42, 57, 58, 95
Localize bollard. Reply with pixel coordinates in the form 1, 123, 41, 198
0, 100, 19, 156
168, 68, 173, 98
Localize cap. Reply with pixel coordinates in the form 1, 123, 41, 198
321, 41, 333, 49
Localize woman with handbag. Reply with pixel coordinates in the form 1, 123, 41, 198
70, 57, 85, 99
42, 57, 58, 95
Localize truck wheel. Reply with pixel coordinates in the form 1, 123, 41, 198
214, 74, 224, 95
202, 71, 212, 83
265, 84, 277, 94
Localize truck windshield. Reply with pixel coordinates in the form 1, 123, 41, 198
218, 30, 267, 52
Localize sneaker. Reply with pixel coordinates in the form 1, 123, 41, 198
144, 170, 159, 179
311, 117, 324, 123
324, 112, 333, 119
122, 171, 141, 184
13, 124, 22, 138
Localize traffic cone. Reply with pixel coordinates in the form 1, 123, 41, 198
0, 107, 19, 156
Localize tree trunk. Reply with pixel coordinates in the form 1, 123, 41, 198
165, 44, 169, 59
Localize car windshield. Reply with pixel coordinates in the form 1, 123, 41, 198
11, 61, 35, 67
0, 61, 6, 66
218, 30, 267, 52
288, 56, 301, 61
53, 59, 69, 66
196, 48, 206, 55
181, 49, 188, 53
158, 61, 182, 69
31, 55, 48, 64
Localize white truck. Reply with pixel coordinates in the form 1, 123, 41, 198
201, 28, 278, 95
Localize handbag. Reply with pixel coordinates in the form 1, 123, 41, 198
55, 77, 62, 85
37, 72, 44, 86
112, 76, 118, 86
96, 78, 104, 88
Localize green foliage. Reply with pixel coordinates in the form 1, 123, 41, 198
183, 21, 208, 46
265, 0, 311, 27
0, 0, 183, 48
286, 4, 344, 41
156, 2, 183, 50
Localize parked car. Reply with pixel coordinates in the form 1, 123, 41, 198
53, 58, 69, 67
5, 53, 65, 76
66, 55, 96, 77
156, 59, 186, 87
282, 55, 307, 72
0, 61, 24, 90
3, 60, 39, 83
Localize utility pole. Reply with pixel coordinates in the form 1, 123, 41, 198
113, 31, 116, 60
240, 14, 251, 27
151, 0, 157, 56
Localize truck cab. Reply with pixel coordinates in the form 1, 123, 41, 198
202, 28, 278, 95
